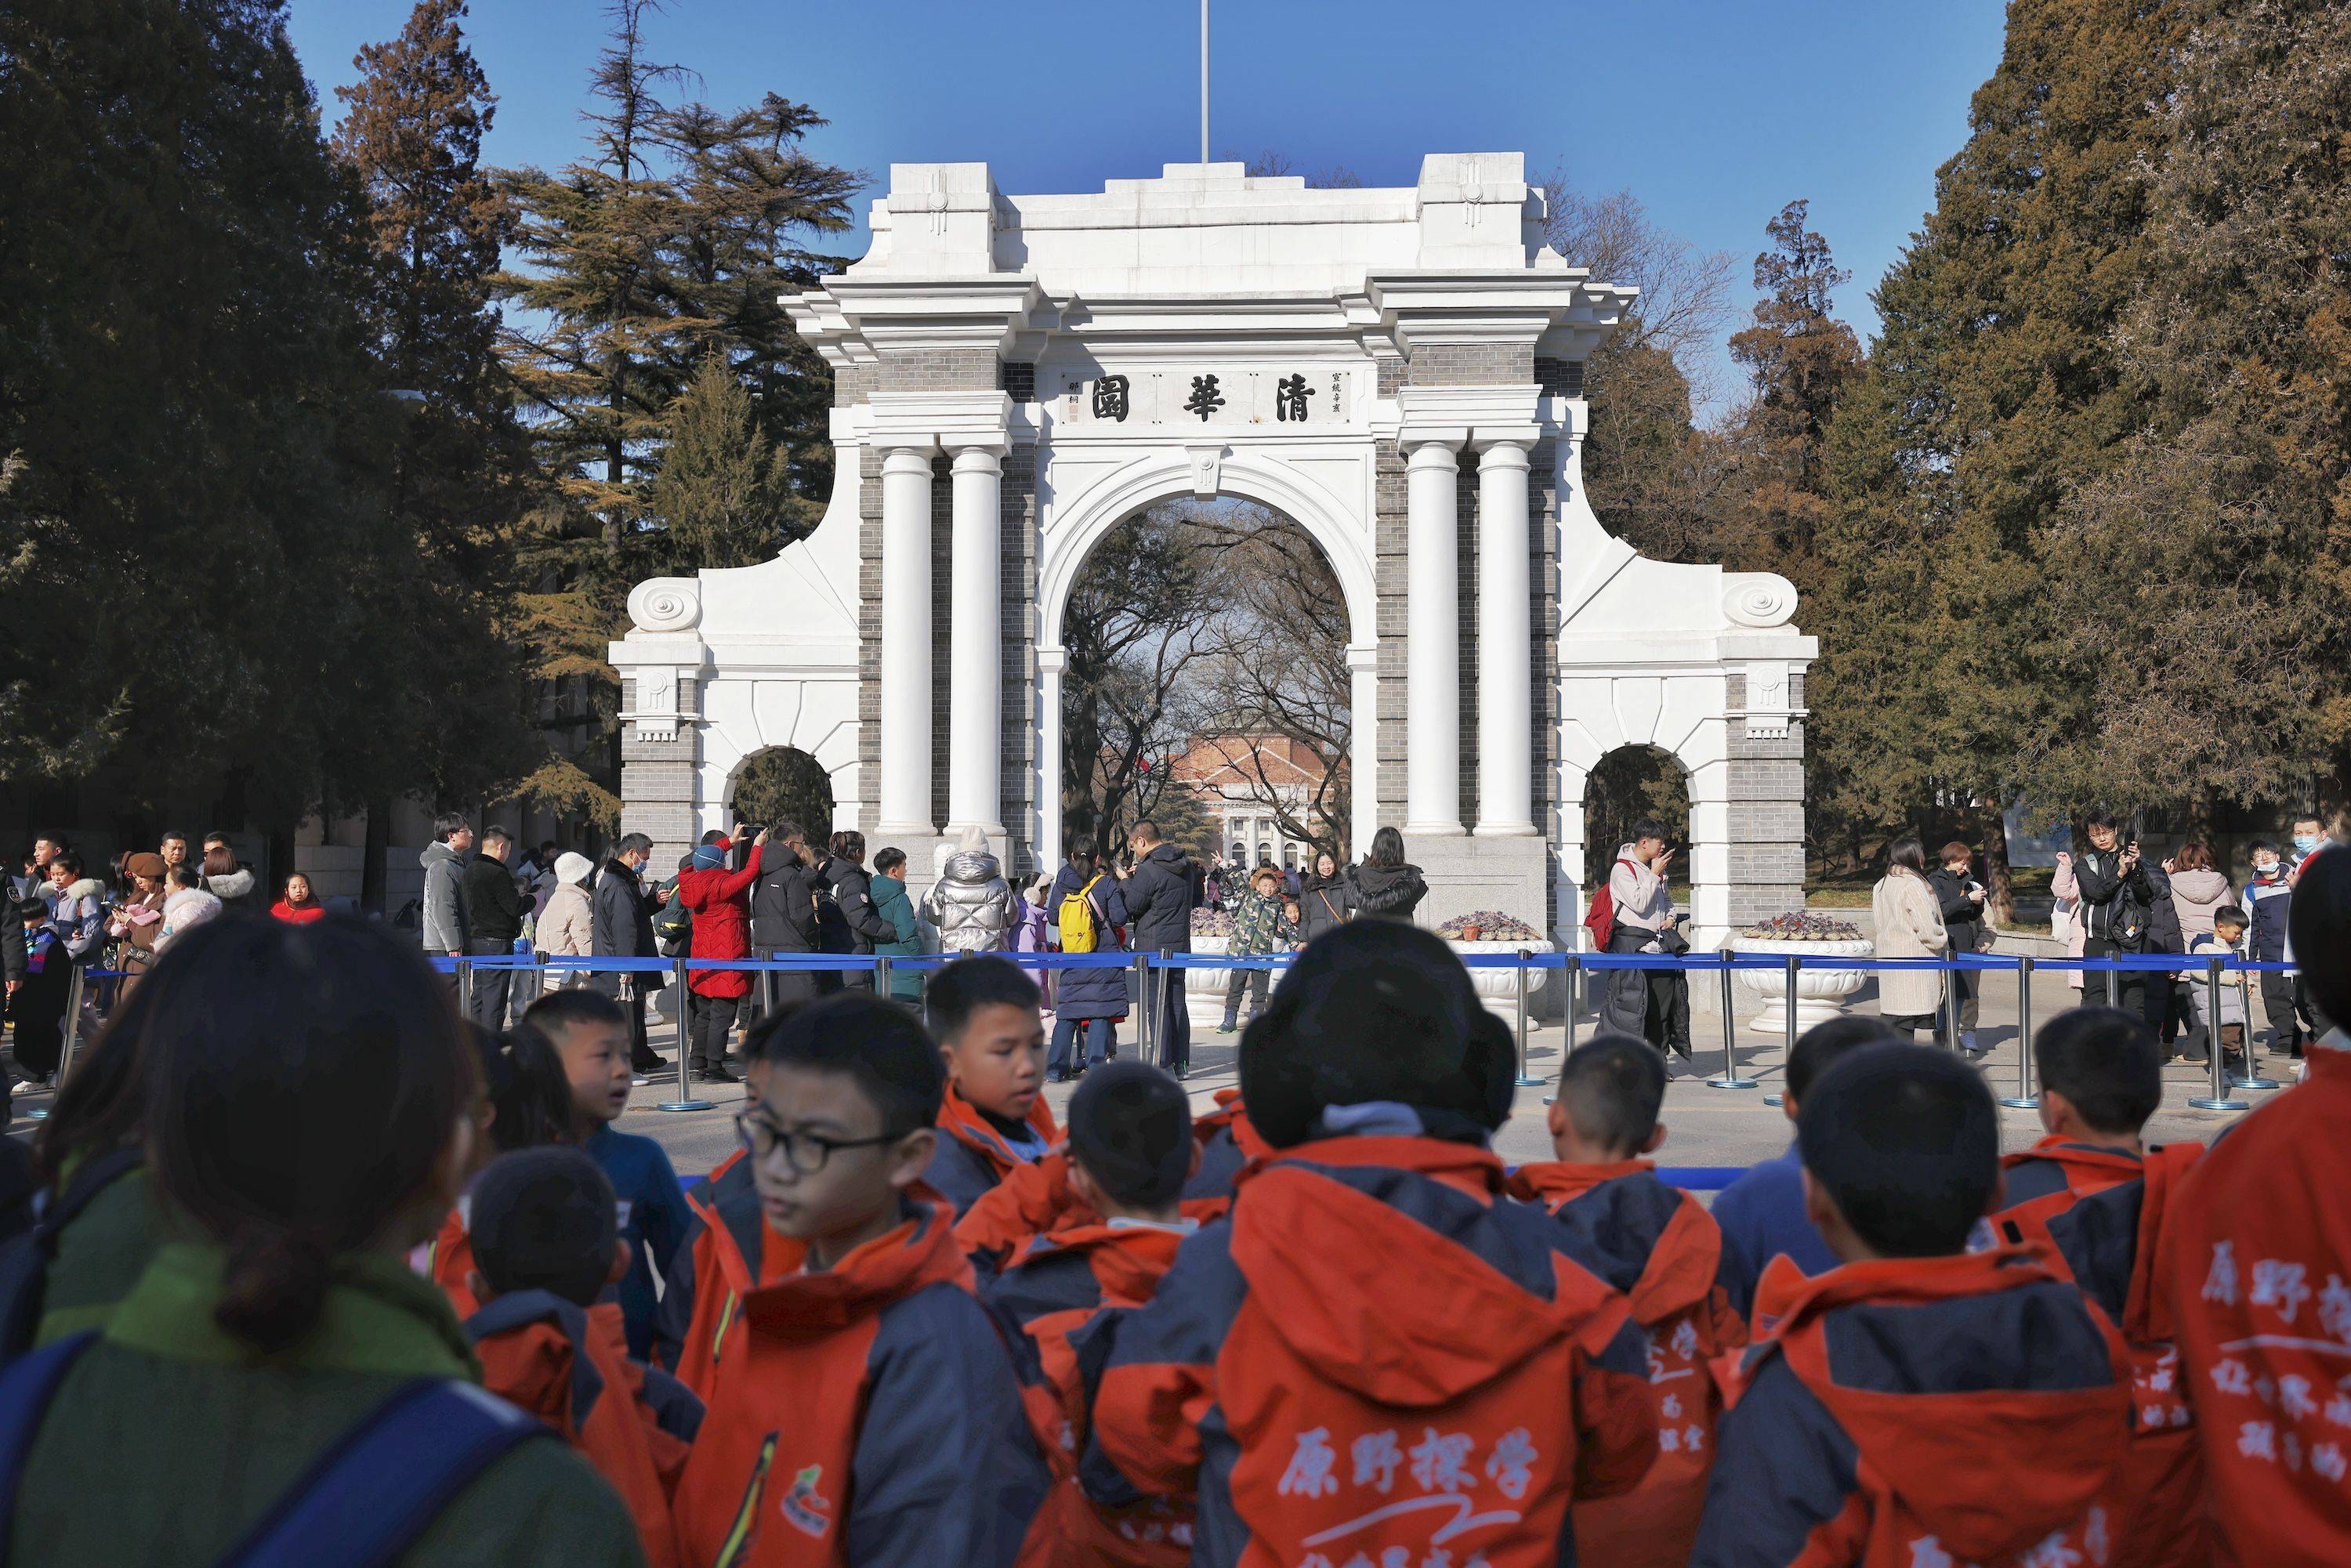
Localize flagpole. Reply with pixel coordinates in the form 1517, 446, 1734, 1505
1199, 0, 1209, 164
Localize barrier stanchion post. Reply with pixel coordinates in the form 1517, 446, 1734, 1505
875, 955, 893, 1001
1941, 955, 1960, 1052
1132, 952, 1154, 1070
2104, 959, 2118, 1009
1708, 948, 1755, 1089
1764, 951, 1799, 1107
456, 955, 474, 1019
1512, 951, 1541, 1088
24, 966, 90, 1121
2189, 955, 2248, 1111
2231, 961, 2278, 1089
1561, 954, 1580, 1064
2000, 955, 2038, 1109
657, 956, 713, 1114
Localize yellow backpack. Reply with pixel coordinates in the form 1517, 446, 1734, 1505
1060, 875, 1103, 954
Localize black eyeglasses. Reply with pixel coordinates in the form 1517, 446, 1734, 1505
735, 1111, 900, 1175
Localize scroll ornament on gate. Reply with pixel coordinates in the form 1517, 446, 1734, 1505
1720, 573, 1798, 629
628, 577, 703, 634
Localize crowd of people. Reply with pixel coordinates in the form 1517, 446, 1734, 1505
1, 846, 2347, 1565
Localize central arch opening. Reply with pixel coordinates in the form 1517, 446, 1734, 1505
1057, 496, 1353, 873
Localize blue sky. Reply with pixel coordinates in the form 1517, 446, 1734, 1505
287, 0, 2008, 412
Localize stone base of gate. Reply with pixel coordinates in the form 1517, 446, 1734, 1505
1403, 834, 1552, 946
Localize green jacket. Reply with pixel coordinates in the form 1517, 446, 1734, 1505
34, 1157, 161, 1345
11, 1244, 644, 1568
872, 873, 923, 1001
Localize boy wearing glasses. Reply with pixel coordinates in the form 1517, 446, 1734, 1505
672, 991, 1052, 1568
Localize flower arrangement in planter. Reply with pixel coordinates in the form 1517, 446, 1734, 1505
1190, 907, 1233, 938
1739, 911, 1863, 942
1436, 910, 1541, 943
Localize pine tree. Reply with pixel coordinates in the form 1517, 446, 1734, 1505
646, 353, 802, 570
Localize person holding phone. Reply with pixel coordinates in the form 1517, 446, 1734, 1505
1599, 818, 1692, 1061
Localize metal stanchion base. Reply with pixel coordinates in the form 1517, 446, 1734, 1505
2188, 1094, 2251, 1112
1998, 1094, 2041, 1110
1705, 1075, 1759, 1090
1762, 1093, 1783, 1108
654, 1097, 715, 1114
2230, 1070, 2282, 1091
20, 1107, 48, 1121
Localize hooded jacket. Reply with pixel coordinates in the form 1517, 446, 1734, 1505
1992, 1136, 2208, 1568
988, 1221, 1197, 1568
2166, 867, 2233, 945
2164, 1042, 2351, 1567
669, 1193, 1052, 1568
538, 879, 595, 958
1509, 1160, 1747, 1568
467, 1291, 704, 1568
823, 857, 896, 968
1183, 1090, 1272, 1208
419, 840, 469, 955
922, 1081, 1061, 1220
749, 851, 824, 956
1694, 1248, 2132, 1568
955, 1147, 1238, 1273
657, 1151, 771, 1400
1351, 860, 1428, 922
1079, 1135, 1656, 1568
676, 839, 764, 1000
154, 885, 222, 954
924, 848, 1018, 954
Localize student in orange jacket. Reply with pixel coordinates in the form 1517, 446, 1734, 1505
2167, 846, 2351, 1567
1988, 1006, 2204, 1568
1079, 922, 1657, 1568
464, 1146, 704, 1568
987, 1062, 1203, 1567
1508, 1033, 1744, 1568
670, 991, 1052, 1568
1694, 1044, 2133, 1568
923, 957, 1058, 1218
418, 1023, 580, 1320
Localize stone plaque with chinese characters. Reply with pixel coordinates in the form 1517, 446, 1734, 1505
1055, 368, 1351, 428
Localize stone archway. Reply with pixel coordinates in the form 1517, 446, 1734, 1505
610, 155, 1815, 935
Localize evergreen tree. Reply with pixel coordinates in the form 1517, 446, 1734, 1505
2049, 0, 2351, 813
645, 353, 801, 570
1814, 0, 2185, 893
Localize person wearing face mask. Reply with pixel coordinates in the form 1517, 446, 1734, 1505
2241, 839, 2300, 1057
2285, 814, 2336, 1048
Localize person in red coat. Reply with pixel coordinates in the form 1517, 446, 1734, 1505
674, 827, 765, 1084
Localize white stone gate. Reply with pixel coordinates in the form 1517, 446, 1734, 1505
610, 156, 1815, 947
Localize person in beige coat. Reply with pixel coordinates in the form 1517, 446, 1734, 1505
1871, 836, 1948, 1041
536, 850, 596, 990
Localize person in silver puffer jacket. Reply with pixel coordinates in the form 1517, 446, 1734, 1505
922, 827, 1017, 954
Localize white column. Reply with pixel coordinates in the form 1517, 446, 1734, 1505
1348, 642, 1379, 857
947, 446, 1003, 835
1404, 440, 1463, 835
1476, 439, 1535, 835
1037, 648, 1066, 864
878, 447, 936, 836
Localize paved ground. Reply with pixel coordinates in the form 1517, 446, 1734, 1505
7, 956, 2290, 1180
511, 962, 2294, 1182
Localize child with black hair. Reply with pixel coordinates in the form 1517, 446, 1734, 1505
1710, 1013, 1896, 1319
417, 1022, 579, 1320
0, 916, 641, 1567
1508, 1033, 1744, 1568
922, 954, 1056, 1217
1990, 1007, 2206, 1568
2184, 904, 2251, 1072
670, 991, 1052, 1567
465, 1148, 703, 1568
987, 1062, 1203, 1566
1694, 1043, 2131, 1568
2167, 846, 2351, 1564
522, 987, 691, 1362
1081, 922, 1656, 1566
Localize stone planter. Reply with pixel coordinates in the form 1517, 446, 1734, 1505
1185, 934, 1232, 998
1730, 936, 1873, 1034
1450, 937, 1559, 1020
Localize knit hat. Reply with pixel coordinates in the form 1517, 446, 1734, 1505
690, 843, 726, 871
1238, 921, 1516, 1149
123, 852, 168, 880
554, 851, 594, 886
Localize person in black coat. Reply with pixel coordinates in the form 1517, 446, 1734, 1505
748, 818, 824, 1014
1295, 849, 1358, 944
2071, 813, 2169, 1038
1927, 842, 1991, 1057
1350, 826, 1428, 923
1045, 848, 1131, 1081
592, 833, 665, 1073
1118, 821, 1197, 1076
822, 829, 897, 992
458, 827, 527, 1030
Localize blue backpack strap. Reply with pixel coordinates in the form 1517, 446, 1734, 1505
0, 1150, 143, 1358
0, 1331, 99, 1560
218, 1379, 550, 1568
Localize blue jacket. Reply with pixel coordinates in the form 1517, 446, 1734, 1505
1710, 1140, 1837, 1320
1049, 873, 1132, 1021
583, 1124, 692, 1363
2241, 875, 2291, 962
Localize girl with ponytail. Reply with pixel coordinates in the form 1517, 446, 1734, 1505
2, 916, 643, 1566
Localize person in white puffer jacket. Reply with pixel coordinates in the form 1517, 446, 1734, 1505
921, 826, 1016, 954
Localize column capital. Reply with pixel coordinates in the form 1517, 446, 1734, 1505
949, 444, 1004, 472
1473, 429, 1539, 462
1400, 429, 1469, 459
880, 444, 937, 472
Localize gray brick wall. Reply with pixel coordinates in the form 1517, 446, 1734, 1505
1407, 342, 1534, 387
1001, 361, 1035, 401
857, 444, 882, 837
931, 457, 953, 833
877, 349, 1000, 393
1374, 438, 1408, 827
835, 364, 876, 407
1002, 444, 1037, 873
1720, 674, 1810, 923
1530, 436, 1560, 930
1534, 357, 1583, 398
1456, 448, 1480, 831
1375, 353, 1407, 398
618, 674, 703, 867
